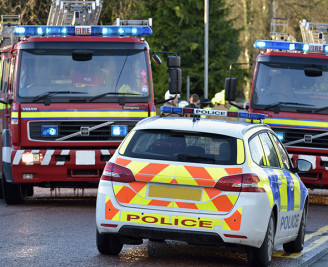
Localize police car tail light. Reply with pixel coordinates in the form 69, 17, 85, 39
214, 173, 264, 192
101, 162, 135, 183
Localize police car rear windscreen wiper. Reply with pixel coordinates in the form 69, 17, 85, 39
177, 154, 216, 164
263, 102, 314, 110
33, 91, 87, 102
88, 92, 142, 102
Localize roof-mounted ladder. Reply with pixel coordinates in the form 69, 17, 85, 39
300, 19, 328, 44
270, 17, 296, 42
0, 15, 21, 48
47, 0, 103, 26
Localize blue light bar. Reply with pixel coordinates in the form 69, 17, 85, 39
14, 25, 152, 36
160, 106, 266, 120
254, 40, 328, 53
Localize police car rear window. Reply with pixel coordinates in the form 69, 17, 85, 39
120, 129, 239, 165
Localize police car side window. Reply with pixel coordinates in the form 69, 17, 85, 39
270, 133, 291, 170
259, 132, 281, 168
249, 135, 266, 166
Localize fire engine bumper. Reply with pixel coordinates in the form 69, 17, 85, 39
10, 148, 114, 185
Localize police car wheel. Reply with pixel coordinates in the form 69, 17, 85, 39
248, 212, 275, 266
283, 207, 307, 253
96, 229, 123, 255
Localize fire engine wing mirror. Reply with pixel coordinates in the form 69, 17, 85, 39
304, 67, 322, 77
0, 98, 12, 105
225, 78, 237, 101
168, 68, 182, 94
294, 159, 312, 173
152, 54, 162, 65
72, 50, 93, 61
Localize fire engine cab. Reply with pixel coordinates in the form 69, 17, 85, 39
0, 16, 181, 204
226, 18, 328, 189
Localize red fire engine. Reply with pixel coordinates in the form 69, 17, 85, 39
0, 19, 181, 204
225, 19, 328, 189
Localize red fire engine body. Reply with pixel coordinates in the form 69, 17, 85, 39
249, 40, 328, 189
0, 24, 161, 203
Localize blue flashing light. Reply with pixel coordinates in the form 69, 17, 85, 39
160, 106, 266, 120
14, 25, 152, 37
275, 131, 285, 142
41, 125, 58, 137
254, 40, 328, 54
111, 125, 128, 137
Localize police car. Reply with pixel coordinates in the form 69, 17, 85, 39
96, 106, 311, 266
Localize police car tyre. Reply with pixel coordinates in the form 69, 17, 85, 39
283, 206, 307, 253
96, 229, 123, 255
2, 176, 26, 204
248, 212, 275, 267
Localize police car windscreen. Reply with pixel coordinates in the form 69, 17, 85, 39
252, 61, 328, 113
120, 129, 239, 165
17, 49, 150, 100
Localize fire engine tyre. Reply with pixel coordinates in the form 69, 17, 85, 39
283, 207, 307, 253
2, 177, 26, 204
96, 229, 123, 255
0, 179, 3, 199
247, 212, 275, 267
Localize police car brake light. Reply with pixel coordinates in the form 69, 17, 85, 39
214, 174, 264, 192
13, 25, 152, 37
254, 40, 328, 53
160, 106, 266, 120
101, 162, 135, 183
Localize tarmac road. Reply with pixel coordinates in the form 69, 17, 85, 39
1, 188, 328, 267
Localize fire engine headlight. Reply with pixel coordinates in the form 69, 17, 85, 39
42, 125, 58, 137
22, 152, 43, 164
275, 131, 285, 142
111, 125, 128, 137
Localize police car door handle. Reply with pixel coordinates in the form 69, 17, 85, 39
278, 180, 282, 187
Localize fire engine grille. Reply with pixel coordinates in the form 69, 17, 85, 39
271, 127, 328, 149
29, 120, 138, 142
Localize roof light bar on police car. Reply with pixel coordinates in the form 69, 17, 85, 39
254, 40, 328, 53
160, 106, 266, 120
13, 25, 152, 37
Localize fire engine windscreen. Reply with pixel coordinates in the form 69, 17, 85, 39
252, 61, 328, 113
17, 49, 149, 101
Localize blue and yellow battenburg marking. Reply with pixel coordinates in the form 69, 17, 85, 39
13, 109, 155, 120
161, 106, 266, 120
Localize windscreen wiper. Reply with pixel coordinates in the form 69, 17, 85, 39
33, 91, 87, 102
263, 102, 314, 110
315, 106, 328, 113
88, 92, 142, 102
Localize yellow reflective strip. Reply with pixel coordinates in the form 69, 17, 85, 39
175, 165, 197, 185
204, 167, 227, 181
195, 201, 219, 212
293, 174, 301, 210
264, 118, 328, 129
137, 184, 148, 198
227, 195, 238, 206
105, 195, 110, 202
150, 111, 156, 116
236, 139, 245, 164
20, 111, 149, 118
129, 193, 152, 205
112, 212, 120, 221
274, 170, 288, 212
222, 220, 231, 230
153, 165, 175, 183
11, 111, 18, 118
175, 176, 198, 186
0, 103, 6, 109
119, 130, 136, 154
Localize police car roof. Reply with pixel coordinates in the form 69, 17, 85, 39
135, 116, 269, 139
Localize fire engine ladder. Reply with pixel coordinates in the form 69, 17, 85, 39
270, 17, 296, 42
300, 19, 328, 44
47, 0, 103, 26
0, 15, 21, 48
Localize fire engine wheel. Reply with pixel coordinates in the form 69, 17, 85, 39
283, 207, 307, 253
96, 229, 123, 255
2, 176, 26, 204
0, 179, 3, 199
247, 211, 275, 267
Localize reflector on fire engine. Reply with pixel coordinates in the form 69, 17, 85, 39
13, 25, 152, 36
254, 40, 328, 53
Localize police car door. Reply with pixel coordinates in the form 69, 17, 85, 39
269, 133, 303, 239
258, 132, 294, 238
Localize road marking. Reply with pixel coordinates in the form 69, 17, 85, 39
274, 224, 328, 258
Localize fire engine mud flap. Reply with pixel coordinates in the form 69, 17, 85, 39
118, 226, 223, 245
2, 162, 14, 183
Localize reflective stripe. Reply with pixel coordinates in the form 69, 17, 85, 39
56, 150, 70, 165
41, 150, 55, 165
2, 147, 11, 163
264, 117, 328, 130
222, 207, 242, 231
236, 139, 245, 164
13, 150, 24, 165
119, 130, 136, 154
20, 110, 149, 119
105, 195, 120, 221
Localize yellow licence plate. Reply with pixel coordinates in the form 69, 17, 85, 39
148, 185, 202, 201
